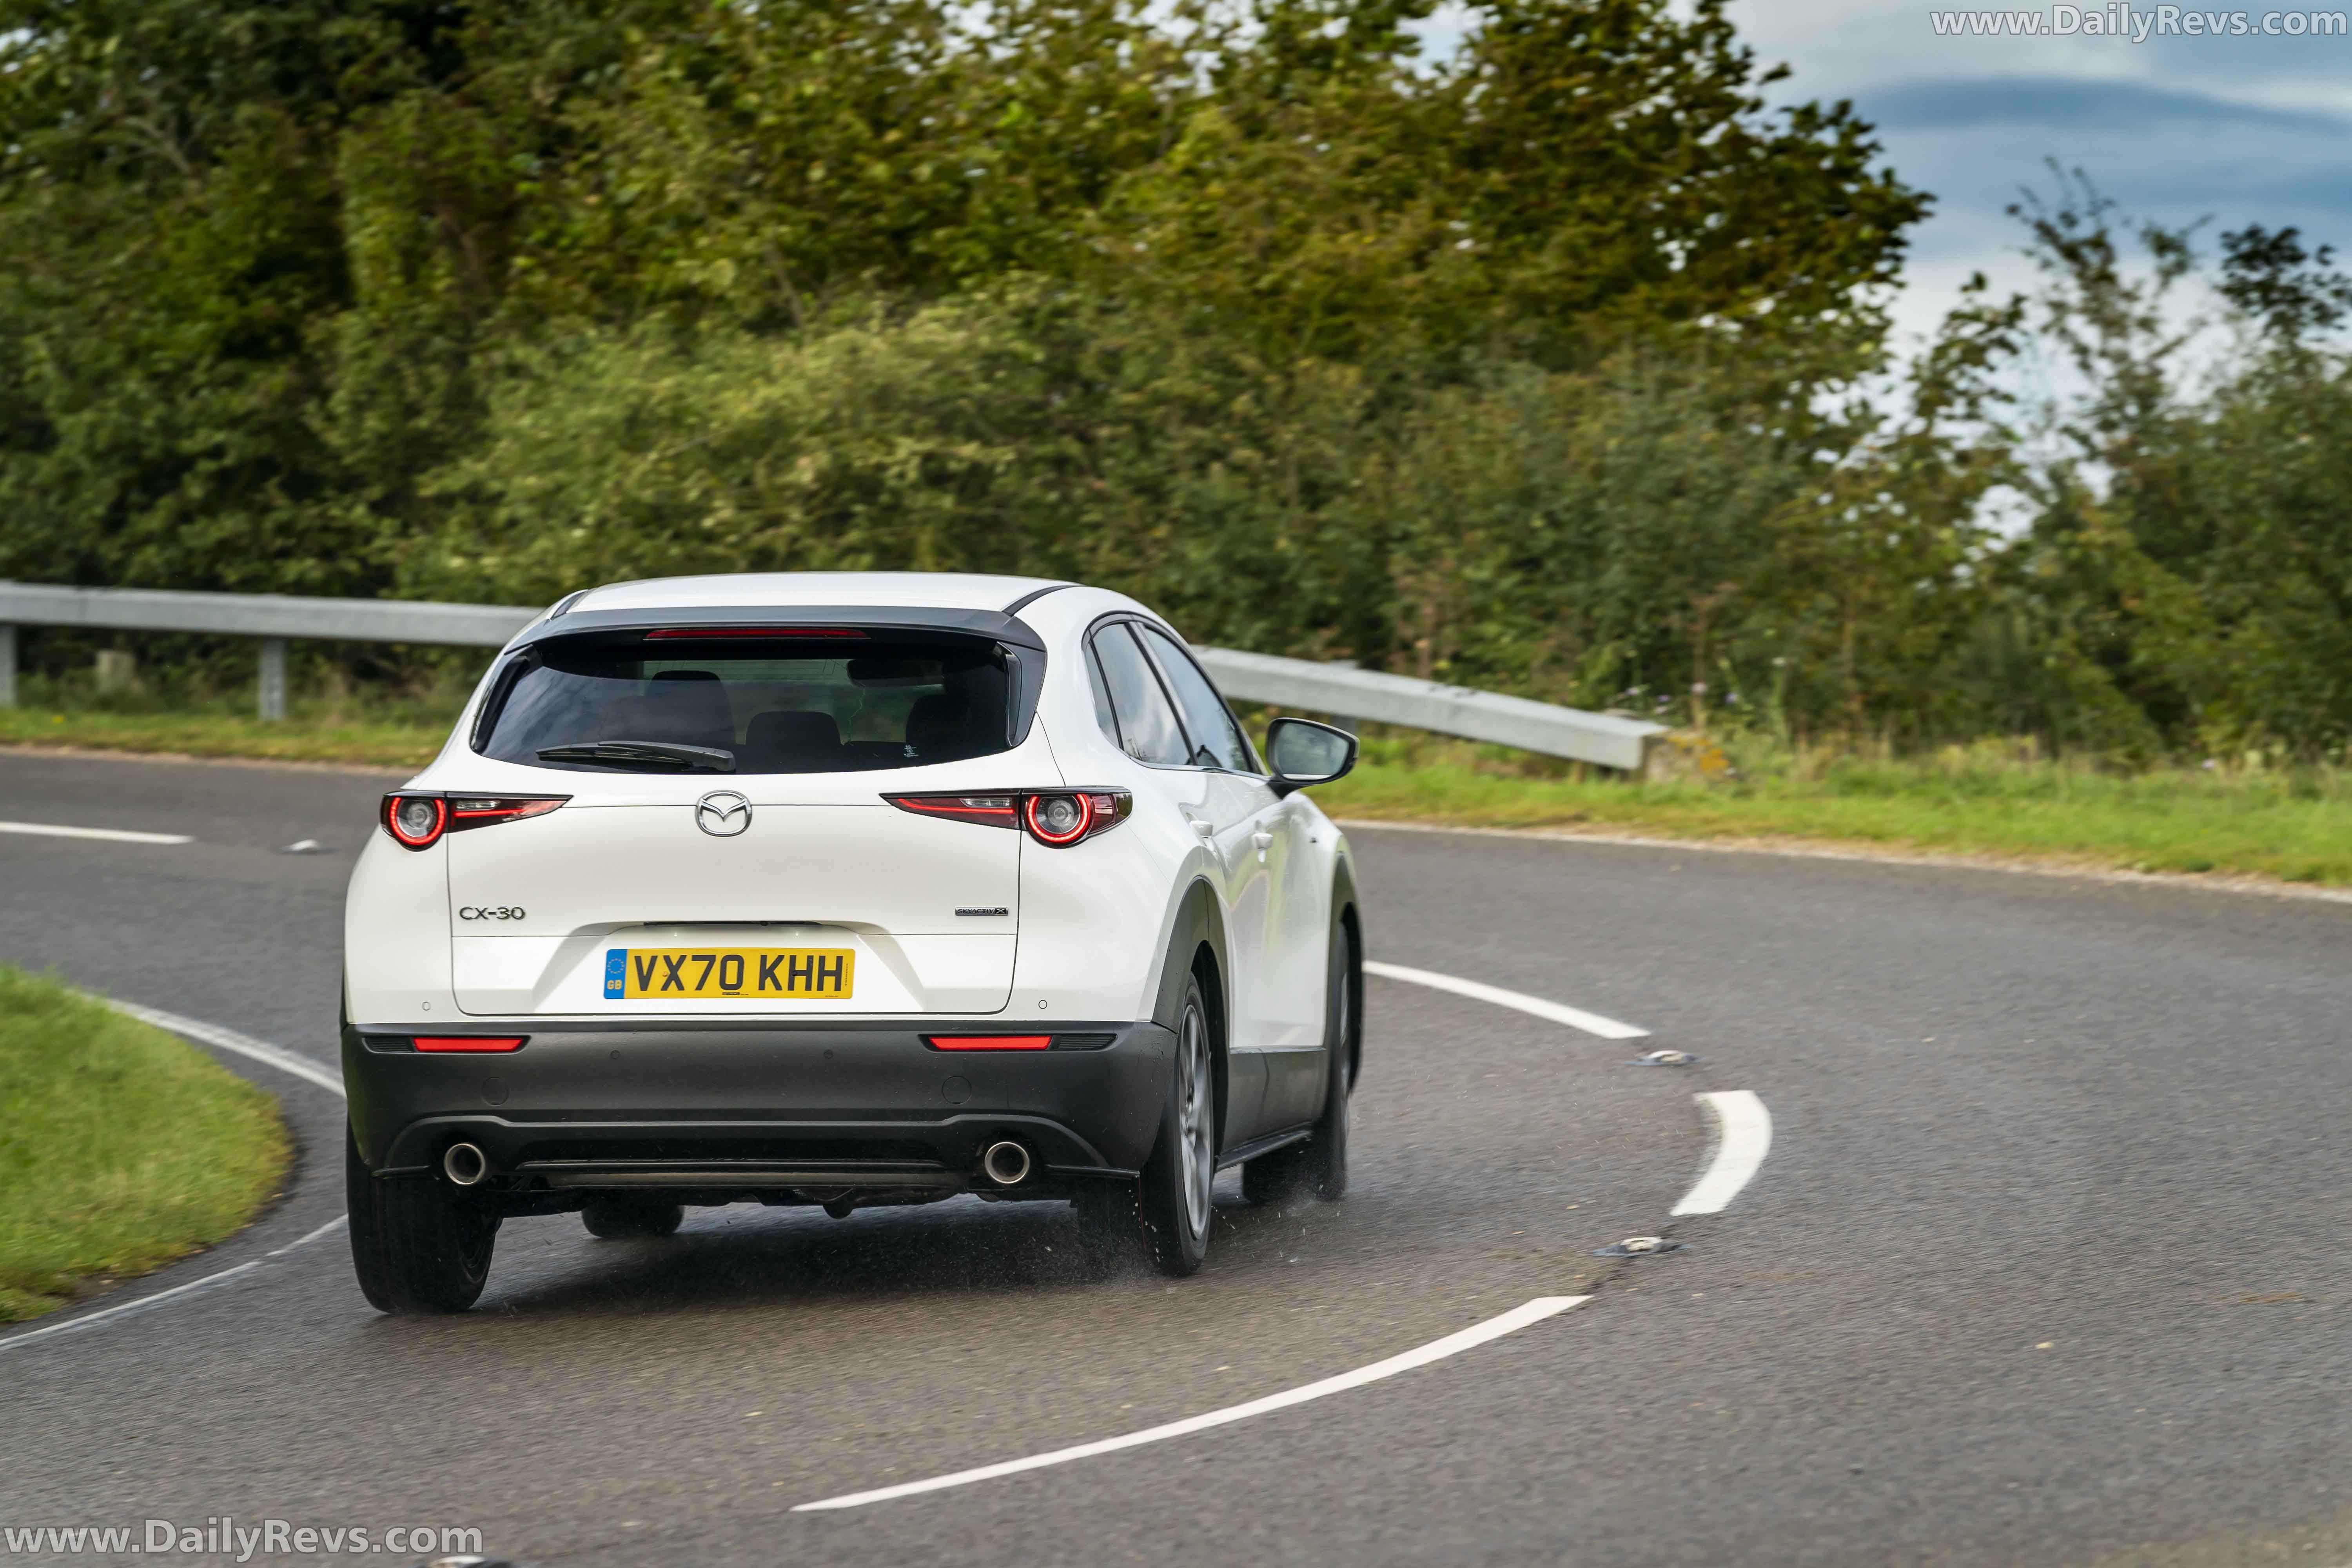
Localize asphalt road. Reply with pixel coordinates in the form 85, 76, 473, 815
1, 749, 2345, 1567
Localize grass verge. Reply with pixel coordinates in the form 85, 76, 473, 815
11, 699, 2352, 888
0, 702, 445, 769
0, 968, 292, 1323
1316, 742, 2352, 887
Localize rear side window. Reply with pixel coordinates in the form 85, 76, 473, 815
1085, 642, 1120, 739
1091, 625, 1191, 766
1136, 625, 1257, 774
476, 634, 1013, 773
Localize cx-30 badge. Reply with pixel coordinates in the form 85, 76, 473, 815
695, 790, 753, 837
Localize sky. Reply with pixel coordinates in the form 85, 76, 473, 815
1722, 0, 2352, 352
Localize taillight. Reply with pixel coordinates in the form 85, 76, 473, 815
1023, 793, 1094, 845
383, 794, 448, 850
924, 1034, 1053, 1051
884, 790, 1131, 847
885, 793, 1019, 828
447, 797, 568, 829
413, 1036, 526, 1053
381, 793, 568, 849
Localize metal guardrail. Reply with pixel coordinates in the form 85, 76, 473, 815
1189, 648, 1660, 772
0, 582, 1665, 771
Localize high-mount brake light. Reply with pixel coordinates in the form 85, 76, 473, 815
925, 1035, 1053, 1051
642, 626, 867, 640
413, 1036, 526, 1053
884, 789, 1131, 846
383, 794, 448, 850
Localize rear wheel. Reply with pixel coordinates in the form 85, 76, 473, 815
345, 1124, 499, 1314
581, 1196, 685, 1239
1078, 973, 1216, 1277
1243, 916, 1355, 1205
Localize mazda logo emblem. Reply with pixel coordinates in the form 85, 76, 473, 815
695, 790, 753, 837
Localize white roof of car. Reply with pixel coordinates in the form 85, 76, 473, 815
569, 572, 1067, 615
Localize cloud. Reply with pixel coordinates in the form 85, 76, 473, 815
1867, 73, 2349, 131
1409, 3, 2352, 351
1731, 0, 2352, 116
1716, 3, 2352, 347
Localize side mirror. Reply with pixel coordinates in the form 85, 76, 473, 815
1265, 717, 1358, 797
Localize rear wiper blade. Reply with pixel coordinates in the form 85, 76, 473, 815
535, 741, 736, 773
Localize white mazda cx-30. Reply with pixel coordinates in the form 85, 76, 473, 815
342, 572, 1363, 1312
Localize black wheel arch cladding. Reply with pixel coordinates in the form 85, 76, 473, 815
1154, 877, 1230, 1154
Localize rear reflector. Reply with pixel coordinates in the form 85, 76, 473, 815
925, 1034, 1053, 1051
413, 1036, 526, 1053
642, 627, 867, 639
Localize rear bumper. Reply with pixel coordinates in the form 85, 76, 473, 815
342, 1020, 1175, 1193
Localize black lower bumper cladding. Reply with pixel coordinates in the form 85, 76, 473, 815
342, 1018, 1176, 1204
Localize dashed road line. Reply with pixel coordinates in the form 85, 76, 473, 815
1363, 960, 1650, 1040
0, 1216, 348, 1356
0, 820, 193, 845
795, 974, 1768, 1513
794, 1296, 1590, 1511
1672, 1090, 1773, 1216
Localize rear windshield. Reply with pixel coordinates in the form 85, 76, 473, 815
475, 633, 1014, 773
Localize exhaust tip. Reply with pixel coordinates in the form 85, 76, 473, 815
443, 1142, 490, 1187
980, 1140, 1032, 1186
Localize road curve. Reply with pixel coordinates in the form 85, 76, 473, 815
0, 750, 2345, 1567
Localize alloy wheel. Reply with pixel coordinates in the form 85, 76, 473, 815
1178, 997, 1214, 1241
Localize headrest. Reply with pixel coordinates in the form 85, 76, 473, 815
744, 709, 844, 771
905, 693, 969, 757
639, 668, 733, 740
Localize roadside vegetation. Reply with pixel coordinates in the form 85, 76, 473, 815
14, 682, 2352, 887
1316, 734, 2352, 886
0, 675, 459, 770
8, 0, 2352, 771
0, 968, 292, 1323
5, 1, 2352, 884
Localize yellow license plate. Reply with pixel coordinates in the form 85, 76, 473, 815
604, 947, 855, 1000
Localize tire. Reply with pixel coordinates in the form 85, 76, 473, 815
1242, 914, 1355, 1205
345, 1123, 499, 1314
1078, 971, 1217, 1277
581, 1196, 685, 1239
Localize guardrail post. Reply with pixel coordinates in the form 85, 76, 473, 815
0, 623, 15, 708
258, 637, 287, 722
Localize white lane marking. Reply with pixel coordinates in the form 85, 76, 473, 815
0, 1004, 350, 1352
1672, 1090, 1773, 1216
0, 1216, 348, 1356
795, 1295, 1590, 1511
1363, 960, 1650, 1040
0, 820, 194, 845
101, 999, 345, 1097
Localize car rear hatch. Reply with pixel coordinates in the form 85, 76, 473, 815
444, 613, 1046, 1017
